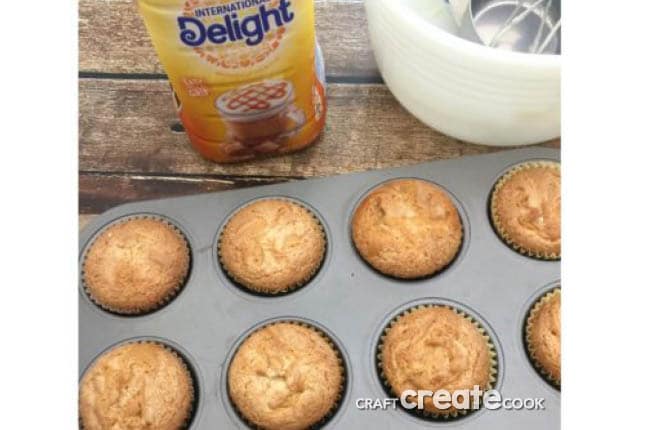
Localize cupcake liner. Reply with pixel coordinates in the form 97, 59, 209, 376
227, 320, 347, 429
352, 222, 465, 281
217, 198, 327, 296
79, 339, 197, 430
525, 288, 561, 388
80, 214, 192, 316
490, 160, 561, 261
351, 178, 465, 280
376, 304, 498, 421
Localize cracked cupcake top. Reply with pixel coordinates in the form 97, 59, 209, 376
82, 218, 190, 314
219, 199, 325, 294
491, 162, 561, 259
228, 323, 342, 430
352, 179, 463, 279
79, 343, 194, 430
380, 306, 492, 416
527, 289, 561, 385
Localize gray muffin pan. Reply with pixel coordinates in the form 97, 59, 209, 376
79, 147, 560, 429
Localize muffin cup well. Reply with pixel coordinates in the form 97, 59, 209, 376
489, 160, 561, 260
525, 287, 561, 389
216, 198, 327, 296
79, 339, 198, 430
350, 178, 466, 281
376, 304, 498, 421
80, 214, 192, 316
226, 319, 347, 429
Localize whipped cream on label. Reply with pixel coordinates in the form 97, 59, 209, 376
216, 80, 293, 118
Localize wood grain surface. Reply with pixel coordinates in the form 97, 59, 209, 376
79, 173, 292, 214
79, 0, 378, 80
79, 78, 558, 213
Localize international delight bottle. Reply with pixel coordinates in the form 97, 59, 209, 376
137, 0, 327, 162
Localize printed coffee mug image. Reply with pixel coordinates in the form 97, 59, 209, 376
216, 79, 306, 157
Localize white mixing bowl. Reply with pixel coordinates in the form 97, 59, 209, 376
365, 0, 560, 146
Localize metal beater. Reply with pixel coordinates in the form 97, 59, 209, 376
449, 0, 561, 54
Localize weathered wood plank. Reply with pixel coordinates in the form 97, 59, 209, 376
80, 78, 558, 177
79, 0, 378, 79
79, 173, 290, 214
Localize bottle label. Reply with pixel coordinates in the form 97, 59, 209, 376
137, 0, 326, 162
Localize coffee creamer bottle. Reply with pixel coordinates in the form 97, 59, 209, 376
137, 0, 327, 162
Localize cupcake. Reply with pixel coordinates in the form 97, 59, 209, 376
219, 199, 326, 294
82, 217, 191, 314
526, 288, 561, 386
490, 161, 561, 259
352, 179, 463, 279
228, 322, 343, 430
379, 306, 496, 417
79, 342, 194, 430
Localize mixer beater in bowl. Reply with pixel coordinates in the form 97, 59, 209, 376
450, 0, 561, 54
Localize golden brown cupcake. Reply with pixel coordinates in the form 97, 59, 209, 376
526, 288, 561, 386
82, 218, 190, 314
79, 342, 194, 430
228, 322, 343, 430
352, 179, 463, 279
490, 161, 561, 259
380, 306, 495, 417
219, 199, 326, 294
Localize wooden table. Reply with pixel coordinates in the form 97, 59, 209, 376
79, 0, 558, 228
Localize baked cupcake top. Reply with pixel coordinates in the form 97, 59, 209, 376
491, 162, 561, 259
219, 199, 325, 294
526, 289, 561, 385
352, 179, 463, 279
381, 306, 492, 416
79, 342, 194, 430
228, 323, 342, 430
82, 218, 190, 314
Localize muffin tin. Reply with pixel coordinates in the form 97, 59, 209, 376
79, 147, 560, 429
